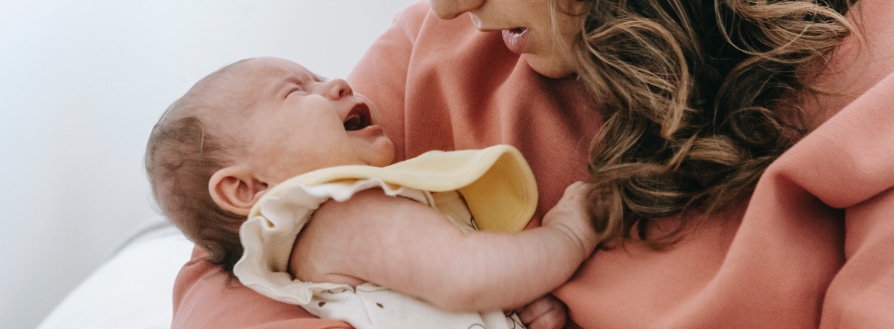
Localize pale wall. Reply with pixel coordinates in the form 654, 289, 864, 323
0, 0, 415, 327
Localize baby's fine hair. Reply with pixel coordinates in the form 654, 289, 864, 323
144, 59, 254, 273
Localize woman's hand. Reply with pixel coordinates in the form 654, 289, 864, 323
541, 181, 598, 262
517, 294, 568, 329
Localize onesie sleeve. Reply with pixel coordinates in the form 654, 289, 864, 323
233, 178, 428, 305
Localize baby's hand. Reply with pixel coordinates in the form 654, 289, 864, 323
516, 294, 568, 329
541, 181, 598, 261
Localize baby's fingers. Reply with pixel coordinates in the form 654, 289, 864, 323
516, 295, 567, 329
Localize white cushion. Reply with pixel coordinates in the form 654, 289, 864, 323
37, 224, 193, 329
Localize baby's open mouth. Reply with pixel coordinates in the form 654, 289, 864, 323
344, 103, 372, 131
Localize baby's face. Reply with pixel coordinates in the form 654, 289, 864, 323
228, 57, 395, 184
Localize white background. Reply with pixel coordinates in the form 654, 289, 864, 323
0, 0, 415, 327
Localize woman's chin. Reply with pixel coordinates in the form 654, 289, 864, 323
524, 55, 576, 79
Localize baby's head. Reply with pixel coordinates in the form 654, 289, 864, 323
145, 57, 394, 271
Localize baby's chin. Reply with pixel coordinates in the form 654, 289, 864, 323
370, 140, 396, 167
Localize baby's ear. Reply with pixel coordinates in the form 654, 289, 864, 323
208, 166, 269, 216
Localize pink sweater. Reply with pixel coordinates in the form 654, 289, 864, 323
172, 1, 894, 328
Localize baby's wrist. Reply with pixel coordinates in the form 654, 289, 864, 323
546, 222, 594, 262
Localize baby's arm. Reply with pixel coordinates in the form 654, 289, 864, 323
289, 182, 596, 312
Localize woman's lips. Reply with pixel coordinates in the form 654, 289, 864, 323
502, 27, 529, 55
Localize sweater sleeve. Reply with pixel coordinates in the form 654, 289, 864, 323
554, 2, 894, 327
171, 247, 352, 329
348, 1, 429, 162
170, 4, 430, 328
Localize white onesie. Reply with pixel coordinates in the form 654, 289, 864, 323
234, 145, 538, 329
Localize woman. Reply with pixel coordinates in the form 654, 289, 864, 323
172, 0, 894, 327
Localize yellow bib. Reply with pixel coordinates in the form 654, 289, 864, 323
250, 144, 537, 233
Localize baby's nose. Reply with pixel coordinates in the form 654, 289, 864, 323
322, 79, 352, 99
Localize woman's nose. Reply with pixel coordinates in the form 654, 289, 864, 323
429, 0, 485, 20
320, 79, 353, 99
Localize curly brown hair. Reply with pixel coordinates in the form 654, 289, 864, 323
564, 0, 857, 246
